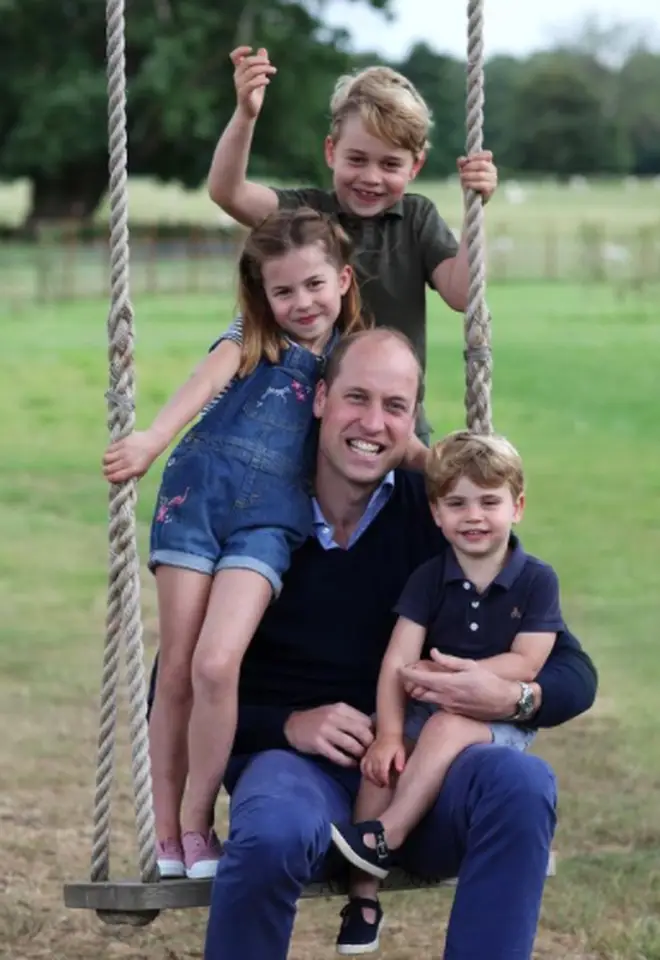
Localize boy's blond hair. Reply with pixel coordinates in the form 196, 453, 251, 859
425, 431, 525, 502
329, 66, 431, 158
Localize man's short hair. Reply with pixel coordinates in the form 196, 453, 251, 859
323, 328, 424, 406
425, 431, 525, 502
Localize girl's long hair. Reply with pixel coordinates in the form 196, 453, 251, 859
237, 207, 367, 376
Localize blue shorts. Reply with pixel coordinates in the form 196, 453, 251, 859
404, 700, 536, 751
149, 435, 312, 596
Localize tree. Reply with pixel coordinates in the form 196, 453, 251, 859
483, 56, 527, 174
510, 55, 630, 178
397, 43, 465, 178
617, 49, 660, 174
0, 0, 393, 227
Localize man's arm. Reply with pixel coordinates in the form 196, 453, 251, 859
207, 47, 279, 226
532, 627, 598, 727
399, 627, 597, 728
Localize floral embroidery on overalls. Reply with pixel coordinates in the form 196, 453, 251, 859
291, 380, 311, 402
254, 381, 311, 408
155, 488, 189, 523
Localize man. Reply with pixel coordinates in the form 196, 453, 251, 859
150, 329, 597, 960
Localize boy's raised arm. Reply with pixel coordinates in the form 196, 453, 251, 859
207, 47, 279, 227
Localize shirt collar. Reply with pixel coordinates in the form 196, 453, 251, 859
330, 192, 405, 224
312, 470, 396, 534
443, 533, 527, 590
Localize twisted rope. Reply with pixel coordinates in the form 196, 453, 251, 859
90, 0, 158, 887
464, 0, 493, 435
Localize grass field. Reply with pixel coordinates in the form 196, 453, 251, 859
1, 284, 659, 959
2, 175, 660, 302
3, 175, 660, 230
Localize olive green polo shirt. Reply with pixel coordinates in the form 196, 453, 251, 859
274, 188, 459, 440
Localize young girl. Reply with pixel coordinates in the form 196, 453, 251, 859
103, 208, 367, 880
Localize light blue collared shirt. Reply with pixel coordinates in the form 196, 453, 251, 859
311, 471, 396, 550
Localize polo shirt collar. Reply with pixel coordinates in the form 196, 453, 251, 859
493, 534, 527, 588
443, 533, 527, 590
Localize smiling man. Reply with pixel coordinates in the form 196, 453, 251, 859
194, 328, 598, 960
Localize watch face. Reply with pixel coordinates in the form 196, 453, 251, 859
519, 686, 535, 719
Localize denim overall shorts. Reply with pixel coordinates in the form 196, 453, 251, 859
149, 340, 324, 596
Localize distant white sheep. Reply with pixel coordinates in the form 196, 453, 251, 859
503, 181, 527, 205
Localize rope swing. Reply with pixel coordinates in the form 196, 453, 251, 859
64, 0, 498, 926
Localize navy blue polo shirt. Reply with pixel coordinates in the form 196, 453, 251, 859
394, 535, 564, 661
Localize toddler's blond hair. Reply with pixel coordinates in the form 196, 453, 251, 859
425, 431, 525, 502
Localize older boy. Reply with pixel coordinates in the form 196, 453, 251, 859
330, 431, 563, 954
208, 49, 497, 441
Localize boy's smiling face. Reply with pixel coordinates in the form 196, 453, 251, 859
325, 113, 424, 218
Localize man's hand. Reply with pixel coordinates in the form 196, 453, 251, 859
457, 150, 498, 204
231, 46, 276, 120
400, 650, 522, 721
284, 703, 374, 767
360, 735, 406, 788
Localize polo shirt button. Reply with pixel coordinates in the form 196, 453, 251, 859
469, 622, 479, 631
463, 581, 471, 591
471, 600, 479, 608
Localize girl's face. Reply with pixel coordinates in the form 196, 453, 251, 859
261, 242, 352, 354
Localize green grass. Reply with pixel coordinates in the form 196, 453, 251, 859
1, 285, 659, 958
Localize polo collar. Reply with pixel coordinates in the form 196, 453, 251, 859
443, 533, 527, 590
330, 192, 405, 224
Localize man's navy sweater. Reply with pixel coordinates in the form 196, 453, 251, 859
233, 470, 598, 755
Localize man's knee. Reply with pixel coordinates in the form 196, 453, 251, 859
224, 751, 331, 886
466, 745, 557, 827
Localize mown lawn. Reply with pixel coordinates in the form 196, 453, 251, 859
1, 284, 658, 959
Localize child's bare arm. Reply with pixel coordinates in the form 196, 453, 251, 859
432, 236, 469, 312
376, 616, 427, 736
102, 339, 241, 482
147, 339, 241, 453
430, 151, 498, 313
207, 47, 279, 226
480, 632, 557, 683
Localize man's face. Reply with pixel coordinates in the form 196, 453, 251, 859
314, 335, 419, 489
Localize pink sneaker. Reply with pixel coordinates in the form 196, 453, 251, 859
182, 829, 223, 879
157, 837, 185, 878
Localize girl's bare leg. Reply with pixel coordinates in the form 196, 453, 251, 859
181, 567, 272, 833
150, 566, 212, 843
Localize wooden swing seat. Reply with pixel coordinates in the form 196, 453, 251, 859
64, 854, 556, 925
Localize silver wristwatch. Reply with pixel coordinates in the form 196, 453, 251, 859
511, 682, 536, 722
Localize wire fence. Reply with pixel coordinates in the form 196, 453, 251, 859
2, 222, 660, 307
